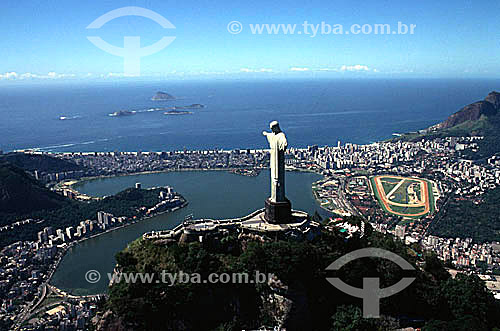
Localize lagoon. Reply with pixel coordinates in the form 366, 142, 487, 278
50, 170, 325, 295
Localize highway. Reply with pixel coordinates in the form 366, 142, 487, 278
337, 177, 361, 217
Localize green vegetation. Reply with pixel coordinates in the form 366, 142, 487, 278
381, 181, 397, 195
0, 152, 84, 173
391, 179, 419, 204
393, 117, 490, 143
465, 110, 500, 159
383, 177, 401, 183
370, 178, 389, 213
0, 163, 172, 247
427, 180, 436, 210
0, 162, 68, 215
390, 205, 426, 215
395, 110, 500, 159
104, 218, 500, 330
431, 187, 500, 243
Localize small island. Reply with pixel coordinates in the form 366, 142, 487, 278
229, 168, 261, 177
151, 91, 176, 101
108, 110, 136, 117
173, 104, 205, 109
164, 110, 193, 115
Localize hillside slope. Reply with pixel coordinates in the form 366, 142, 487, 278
0, 152, 84, 173
432, 91, 500, 132
0, 162, 67, 216
98, 223, 500, 330
436, 101, 497, 130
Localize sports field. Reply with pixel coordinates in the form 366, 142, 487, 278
370, 175, 435, 218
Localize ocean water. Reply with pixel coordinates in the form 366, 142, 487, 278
32, 78, 500, 294
1, 78, 499, 152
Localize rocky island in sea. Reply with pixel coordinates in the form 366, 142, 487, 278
163, 110, 193, 115
172, 104, 205, 109
151, 91, 176, 101
163, 104, 205, 115
108, 104, 204, 117
108, 110, 136, 117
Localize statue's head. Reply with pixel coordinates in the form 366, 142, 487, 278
269, 121, 281, 133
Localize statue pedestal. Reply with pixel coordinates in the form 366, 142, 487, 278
264, 198, 292, 224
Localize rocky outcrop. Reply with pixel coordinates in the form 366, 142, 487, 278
437, 93, 499, 130
438, 101, 496, 129
151, 91, 175, 101
261, 291, 293, 327
91, 310, 133, 331
485, 91, 500, 110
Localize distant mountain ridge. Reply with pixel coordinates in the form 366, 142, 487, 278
397, 91, 500, 158
485, 91, 500, 109
436, 91, 500, 130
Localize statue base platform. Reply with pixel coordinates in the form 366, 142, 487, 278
264, 198, 292, 224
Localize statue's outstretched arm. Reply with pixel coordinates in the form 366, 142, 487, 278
263, 131, 273, 145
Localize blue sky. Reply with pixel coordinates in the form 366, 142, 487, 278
0, 0, 498, 81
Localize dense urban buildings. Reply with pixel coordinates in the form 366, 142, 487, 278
2, 134, 500, 329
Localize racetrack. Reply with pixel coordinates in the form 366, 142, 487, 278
371, 175, 431, 217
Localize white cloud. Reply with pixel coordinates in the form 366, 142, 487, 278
0, 72, 18, 79
47, 72, 76, 79
240, 68, 273, 73
102, 72, 145, 78
104, 72, 126, 78
302, 66, 379, 73
19, 73, 36, 79
340, 65, 371, 72
197, 70, 230, 76
0, 71, 76, 80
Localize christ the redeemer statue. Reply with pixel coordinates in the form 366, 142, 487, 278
262, 121, 292, 223
262, 121, 288, 202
